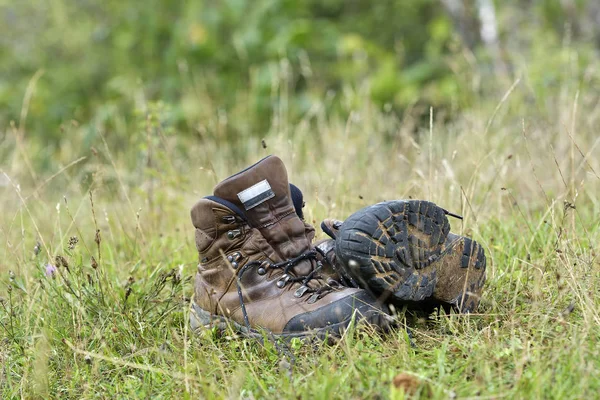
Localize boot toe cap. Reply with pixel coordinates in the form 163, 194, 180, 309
282, 291, 391, 336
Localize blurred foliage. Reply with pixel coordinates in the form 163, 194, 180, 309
1, 0, 600, 168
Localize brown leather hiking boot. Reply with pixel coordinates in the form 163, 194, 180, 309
319, 201, 486, 313
190, 169, 390, 338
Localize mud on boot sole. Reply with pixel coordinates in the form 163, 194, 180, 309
436, 235, 486, 313
335, 200, 451, 304
189, 302, 392, 341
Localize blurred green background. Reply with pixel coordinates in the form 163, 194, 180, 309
1, 0, 599, 170
4, 3, 600, 399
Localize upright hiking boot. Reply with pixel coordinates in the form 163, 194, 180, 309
328, 200, 486, 313
190, 198, 390, 339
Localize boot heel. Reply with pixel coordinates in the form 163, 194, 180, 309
439, 236, 486, 313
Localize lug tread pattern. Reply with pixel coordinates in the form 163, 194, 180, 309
448, 237, 487, 312
335, 200, 450, 302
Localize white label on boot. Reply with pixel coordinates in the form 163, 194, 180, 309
237, 179, 275, 210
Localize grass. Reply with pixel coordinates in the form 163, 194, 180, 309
1, 74, 600, 399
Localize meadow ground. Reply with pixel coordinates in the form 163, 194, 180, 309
1, 77, 600, 399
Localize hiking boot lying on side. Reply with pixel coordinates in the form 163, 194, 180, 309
190, 158, 391, 339
319, 200, 486, 313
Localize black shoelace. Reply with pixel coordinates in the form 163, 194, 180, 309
235, 250, 334, 331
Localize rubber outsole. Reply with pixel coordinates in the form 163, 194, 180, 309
441, 234, 486, 313
335, 200, 450, 304
189, 302, 392, 341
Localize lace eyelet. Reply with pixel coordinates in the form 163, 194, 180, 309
227, 229, 241, 240
222, 215, 236, 224
276, 280, 286, 288
257, 267, 266, 275
231, 261, 238, 268
227, 255, 233, 262
294, 285, 309, 298
307, 293, 320, 304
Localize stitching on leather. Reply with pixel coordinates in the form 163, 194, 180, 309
256, 209, 295, 229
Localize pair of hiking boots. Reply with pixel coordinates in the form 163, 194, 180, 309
190, 156, 486, 339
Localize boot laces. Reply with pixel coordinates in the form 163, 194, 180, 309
235, 250, 335, 331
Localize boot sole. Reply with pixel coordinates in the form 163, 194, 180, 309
335, 200, 451, 304
438, 233, 486, 313
189, 302, 390, 341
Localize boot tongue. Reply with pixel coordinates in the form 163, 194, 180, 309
214, 156, 292, 225
214, 155, 315, 276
